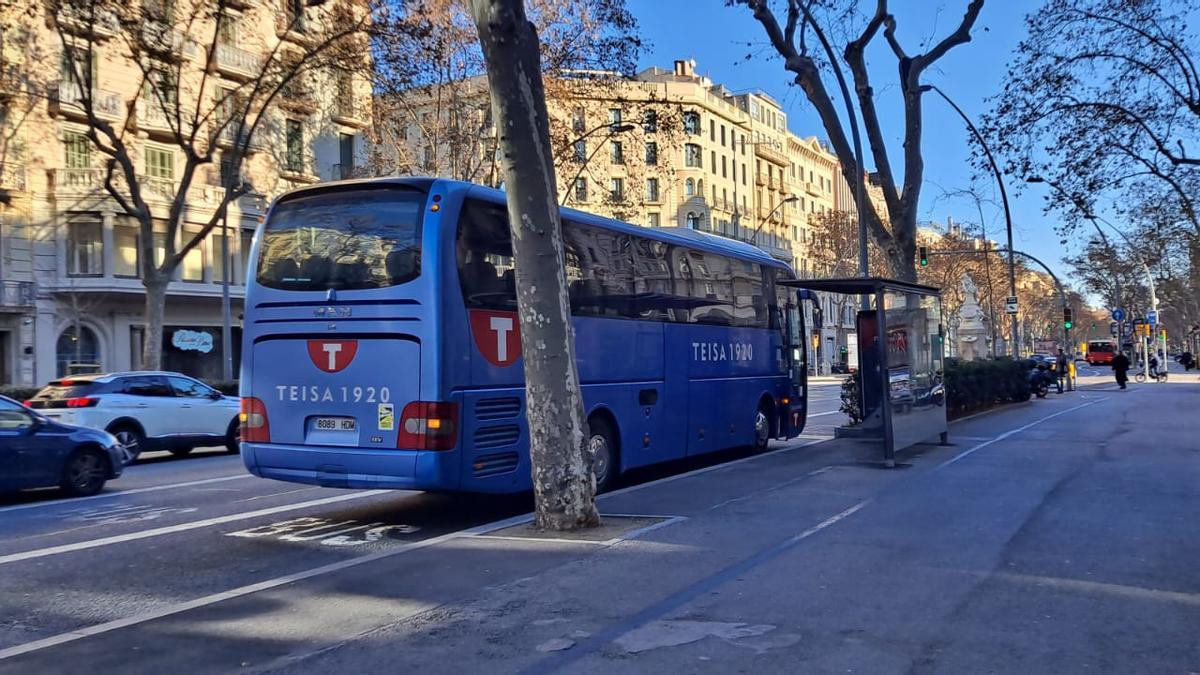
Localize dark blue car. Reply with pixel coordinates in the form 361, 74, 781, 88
0, 395, 124, 496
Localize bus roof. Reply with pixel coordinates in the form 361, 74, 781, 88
271, 177, 794, 274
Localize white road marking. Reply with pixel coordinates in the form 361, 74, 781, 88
0, 474, 251, 514
0, 490, 390, 566
997, 572, 1200, 607
0, 509, 537, 662
936, 398, 1108, 470
808, 410, 843, 417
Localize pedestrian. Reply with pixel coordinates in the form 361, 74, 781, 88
1112, 350, 1131, 389
1055, 348, 1069, 393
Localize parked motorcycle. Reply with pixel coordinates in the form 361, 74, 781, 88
1026, 360, 1054, 398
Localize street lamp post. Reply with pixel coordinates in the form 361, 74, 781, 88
749, 195, 798, 248
561, 122, 636, 206
921, 84, 1020, 358
1024, 176, 1147, 360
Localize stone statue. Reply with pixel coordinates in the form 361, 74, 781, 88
957, 275, 990, 360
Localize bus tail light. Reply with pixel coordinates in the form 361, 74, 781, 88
241, 397, 271, 442
398, 401, 459, 451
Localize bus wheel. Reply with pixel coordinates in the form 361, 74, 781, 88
753, 402, 772, 452
587, 417, 617, 493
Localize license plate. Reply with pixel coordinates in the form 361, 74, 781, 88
315, 417, 356, 431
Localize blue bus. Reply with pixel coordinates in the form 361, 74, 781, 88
240, 178, 809, 493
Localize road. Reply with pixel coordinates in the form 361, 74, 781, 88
0, 381, 844, 665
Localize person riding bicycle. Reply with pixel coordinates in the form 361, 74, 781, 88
1149, 353, 1160, 378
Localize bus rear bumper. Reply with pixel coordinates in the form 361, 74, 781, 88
241, 442, 459, 491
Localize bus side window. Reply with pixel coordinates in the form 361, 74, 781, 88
689, 251, 733, 326
456, 200, 516, 310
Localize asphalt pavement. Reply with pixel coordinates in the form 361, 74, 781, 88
1, 375, 1195, 673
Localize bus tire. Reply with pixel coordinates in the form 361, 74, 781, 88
753, 400, 773, 452
587, 416, 618, 493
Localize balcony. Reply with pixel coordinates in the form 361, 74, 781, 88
331, 100, 369, 128
213, 43, 262, 81
331, 164, 369, 180
0, 162, 26, 191
137, 100, 183, 139
139, 174, 177, 201
142, 24, 201, 62
54, 167, 108, 196
53, 81, 123, 121
0, 281, 34, 311
224, 0, 257, 8
804, 181, 822, 197
56, 6, 119, 39
280, 85, 319, 116
216, 125, 264, 153
276, 14, 318, 46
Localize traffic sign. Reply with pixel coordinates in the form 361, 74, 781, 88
1111, 308, 1125, 322
1005, 296, 1019, 315
1146, 310, 1158, 326
1109, 321, 1118, 336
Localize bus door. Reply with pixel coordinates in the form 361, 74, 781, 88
778, 291, 809, 438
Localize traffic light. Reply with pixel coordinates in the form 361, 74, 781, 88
1063, 307, 1073, 330
918, 246, 928, 267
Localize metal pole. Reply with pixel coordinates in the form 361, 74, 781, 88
220, 211, 233, 381
924, 85, 1019, 358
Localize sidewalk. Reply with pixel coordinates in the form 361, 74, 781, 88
9, 385, 1199, 674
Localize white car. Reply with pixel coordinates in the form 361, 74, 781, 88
26, 372, 240, 463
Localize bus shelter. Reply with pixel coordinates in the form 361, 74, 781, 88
784, 278, 947, 466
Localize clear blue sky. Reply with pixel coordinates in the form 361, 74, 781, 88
626, 0, 1070, 279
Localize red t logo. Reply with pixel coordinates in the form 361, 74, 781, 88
307, 340, 358, 373
470, 310, 521, 367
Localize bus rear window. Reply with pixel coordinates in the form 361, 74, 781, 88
257, 188, 424, 291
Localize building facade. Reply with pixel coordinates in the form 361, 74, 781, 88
0, 0, 370, 385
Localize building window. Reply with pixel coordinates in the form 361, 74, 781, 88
337, 132, 355, 179
722, 155, 727, 178
607, 108, 622, 127
684, 143, 701, 168
646, 178, 659, 202
609, 140, 624, 165
285, 118, 304, 173
182, 230, 204, 282
67, 216, 102, 277
213, 232, 229, 283
153, 229, 167, 267
241, 231, 254, 283
574, 177, 587, 202
63, 132, 91, 168
683, 111, 700, 135
685, 212, 700, 229
115, 224, 139, 278
684, 178, 695, 196
573, 139, 586, 163
642, 110, 657, 132
645, 141, 657, 165
610, 177, 624, 201
571, 107, 586, 133
710, 119, 715, 141
721, 124, 726, 146
56, 325, 99, 378
648, 212, 660, 228
144, 146, 174, 180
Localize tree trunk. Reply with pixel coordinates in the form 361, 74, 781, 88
469, 0, 599, 530
142, 277, 168, 371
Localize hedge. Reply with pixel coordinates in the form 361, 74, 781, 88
942, 357, 1031, 418
203, 380, 240, 396
839, 357, 1030, 424
0, 385, 40, 401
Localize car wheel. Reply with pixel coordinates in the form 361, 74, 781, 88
60, 449, 109, 497
225, 419, 240, 454
169, 446, 194, 457
110, 426, 144, 464
587, 417, 618, 493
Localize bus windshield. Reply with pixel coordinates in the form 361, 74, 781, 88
257, 188, 424, 291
